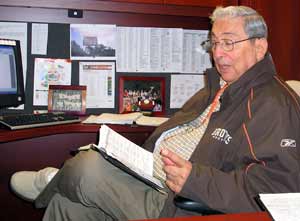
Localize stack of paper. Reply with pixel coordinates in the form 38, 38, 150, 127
135, 115, 169, 126
258, 193, 300, 221
82, 112, 169, 126
82, 112, 143, 125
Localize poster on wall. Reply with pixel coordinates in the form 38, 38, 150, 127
33, 58, 72, 106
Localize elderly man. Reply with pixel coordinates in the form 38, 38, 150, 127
11, 5, 300, 220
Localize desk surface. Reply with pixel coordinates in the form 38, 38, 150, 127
138, 212, 271, 221
0, 121, 156, 143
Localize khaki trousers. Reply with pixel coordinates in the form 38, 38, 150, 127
35, 149, 167, 221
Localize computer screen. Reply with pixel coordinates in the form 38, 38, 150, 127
0, 39, 25, 109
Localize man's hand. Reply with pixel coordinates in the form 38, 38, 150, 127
161, 148, 192, 194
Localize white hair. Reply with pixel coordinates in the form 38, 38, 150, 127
210, 6, 268, 39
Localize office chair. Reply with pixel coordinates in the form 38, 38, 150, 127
286, 80, 300, 96
173, 195, 224, 215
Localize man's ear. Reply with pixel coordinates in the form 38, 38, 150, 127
255, 38, 268, 60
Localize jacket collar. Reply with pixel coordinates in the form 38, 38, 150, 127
206, 52, 277, 106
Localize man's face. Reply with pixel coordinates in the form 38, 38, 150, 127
211, 17, 260, 84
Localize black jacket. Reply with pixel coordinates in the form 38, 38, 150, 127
143, 53, 300, 216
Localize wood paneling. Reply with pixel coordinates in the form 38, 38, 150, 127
165, 0, 238, 7
261, 0, 300, 80
0, 5, 210, 29
102, 0, 164, 4
0, 0, 218, 17
240, 0, 300, 80
90, 0, 238, 7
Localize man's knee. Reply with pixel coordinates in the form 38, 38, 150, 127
56, 150, 107, 200
63, 150, 102, 179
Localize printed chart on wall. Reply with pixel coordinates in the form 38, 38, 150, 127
33, 58, 72, 106
116, 27, 211, 73
79, 62, 115, 108
170, 74, 205, 108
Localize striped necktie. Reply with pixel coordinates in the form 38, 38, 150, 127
153, 81, 228, 181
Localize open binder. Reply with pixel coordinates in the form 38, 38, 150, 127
91, 144, 166, 193
92, 125, 167, 194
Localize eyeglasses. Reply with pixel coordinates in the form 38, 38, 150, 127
203, 37, 258, 52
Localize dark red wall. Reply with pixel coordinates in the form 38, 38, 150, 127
241, 0, 300, 80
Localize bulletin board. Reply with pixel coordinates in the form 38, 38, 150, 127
0, 4, 212, 117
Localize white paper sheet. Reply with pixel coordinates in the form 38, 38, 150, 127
170, 74, 205, 108
151, 28, 183, 72
79, 61, 115, 108
259, 193, 300, 221
98, 125, 154, 177
116, 27, 138, 72
31, 23, 48, 55
168, 28, 183, 72
182, 29, 211, 74
136, 27, 151, 72
82, 112, 143, 125
97, 125, 165, 190
116, 27, 183, 73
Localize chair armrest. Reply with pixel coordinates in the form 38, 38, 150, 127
174, 195, 224, 215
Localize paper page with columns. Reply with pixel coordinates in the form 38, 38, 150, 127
96, 125, 165, 190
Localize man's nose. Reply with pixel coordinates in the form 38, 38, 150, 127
213, 44, 226, 57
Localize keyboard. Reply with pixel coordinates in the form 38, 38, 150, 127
0, 112, 81, 130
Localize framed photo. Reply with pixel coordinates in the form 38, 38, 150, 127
48, 85, 87, 115
119, 76, 165, 116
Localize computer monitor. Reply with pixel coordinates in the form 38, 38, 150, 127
0, 39, 25, 109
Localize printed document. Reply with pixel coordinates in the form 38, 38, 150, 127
96, 125, 165, 190
135, 115, 169, 126
79, 62, 115, 108
258, 193, 300, 221
182, 29, 211, 74
82, 112, 169, 126
116, 27, 183, 73
32, 23, 48, 55
83, 112, 143, 125
170, 74, 205, 108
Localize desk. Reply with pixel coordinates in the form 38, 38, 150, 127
0, 122, 272, 221
140, 212, 272, 221
0, 122, 155, 221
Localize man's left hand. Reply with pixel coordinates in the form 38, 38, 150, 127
161, 148, 192, 193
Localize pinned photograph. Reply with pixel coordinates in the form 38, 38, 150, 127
70, 24, 116, 60
119, 76, 165, 116
48, 85, 87, 115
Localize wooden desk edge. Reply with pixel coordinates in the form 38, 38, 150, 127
135, 212, 271, 221
0, 122, 156, 143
